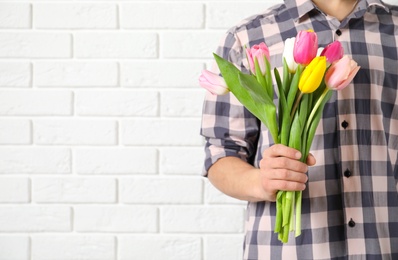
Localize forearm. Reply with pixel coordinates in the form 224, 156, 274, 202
207, 156, 266, 202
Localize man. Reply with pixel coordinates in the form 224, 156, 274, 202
200, 0, 398, 258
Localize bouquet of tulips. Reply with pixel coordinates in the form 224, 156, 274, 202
199, 30, 360, 243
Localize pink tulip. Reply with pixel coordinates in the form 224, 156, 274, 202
293, 30, 318, 65
246, 42, 270, 75
320, 41, 344, 64
199, 69, 229, 95
325, 56, 360, 90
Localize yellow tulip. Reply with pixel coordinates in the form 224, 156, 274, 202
298, 56, 327, 93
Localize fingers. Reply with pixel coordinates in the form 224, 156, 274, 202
263, 144, 302, 160
258, 144, 313, 201
306, 153, 316, 166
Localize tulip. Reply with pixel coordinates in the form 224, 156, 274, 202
283, 37, 298, 73
299, 56, 327, 93
320, 41, 344, 64
198, 69, 229, 95
294, 30, 318, 65
325, 55, 360, 90
246, 42, 270, 75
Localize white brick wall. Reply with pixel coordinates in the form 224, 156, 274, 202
0, 1, 274, 259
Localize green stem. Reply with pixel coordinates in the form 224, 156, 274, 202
295, 191, 302, 237
305, 88, 330, 133
290, 91, 303, 120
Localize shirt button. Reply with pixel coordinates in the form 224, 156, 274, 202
344, 169, 352, 178
341, 120, 349, 129
348, 218, 356, 227
336, 29, 342, 36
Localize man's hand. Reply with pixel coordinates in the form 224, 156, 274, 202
258, 144, 316, 202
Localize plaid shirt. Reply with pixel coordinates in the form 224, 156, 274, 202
200, 0, 398, 259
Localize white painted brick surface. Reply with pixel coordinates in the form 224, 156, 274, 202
0, 62, 31, 88
0, 177, 30, 203
119, 236, 202, 260
0, 3, 31, 29
120, 3, 204, 29
120, 177, 203, 204
0, 236, 30, 260
160, 90, 205, 117
0, 148, 71, 174
161, 206, 245, 233
74, 148, 157, 175
0, 33, 71, 58
74, 32, 158, 58
0, 0, 262, 259
121, 61, 203, 87
121, 118, 202, 146
0, 90, 72, 116
159, 147, 204, 175
33, 119, 117, 145
0, 119, 31, 144
33, 177, 116, 203
34, 3, 117, 29
74, 206, 158, 232
76, 90, 158, 116
32, 236, 115, 260
34, 62, 118, 87
205, 235, 245, 260
162, 32, 222, 59
0, 207, 71, 232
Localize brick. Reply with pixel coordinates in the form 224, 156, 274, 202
32, 235, 115, 260
0, 207, 71, 232
205, 235, 245, 260
0, 119, 31, 144
120, 61, 203, 87
121, 119, 202, 146
161, 206, 245, 233
0, 236, 29, 260
33, 119, 117, 145
75, 148, 157, 175
0, 62, 31, 88
207, 2, 273, 29
0, 90, 72, 116
120, 3, 203, 29
74, 32, 157, 58
159, 147, 204, 175
34, 3, 117, 29
0, 3, 31, 28
205, 180, 247, 205
34, 61, 118, 87
74, 206, 158, 232
160, 90, 205, 117
0, 33, 71, 58
162, 32, 221, 58
0, 148, 71, 174
120, 177, 203, 204
75, 90, 158, 116
119, 236, 201, 260
33, 177, 116, 203
0, 177, 30, 203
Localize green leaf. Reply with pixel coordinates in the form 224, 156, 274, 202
238, 73, 279, 143
213, 53, 279, 143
